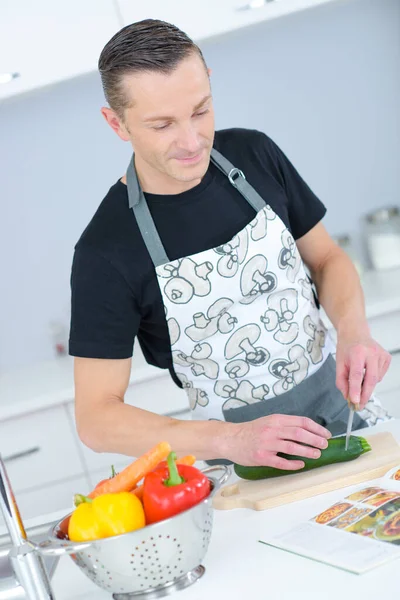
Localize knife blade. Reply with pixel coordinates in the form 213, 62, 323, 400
345, 404, 355, 451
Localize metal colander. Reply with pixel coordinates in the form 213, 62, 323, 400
43, 465, 230, 599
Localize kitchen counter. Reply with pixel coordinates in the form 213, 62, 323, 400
1, 266, 400, 423
359, 267, 400, 319
319, 266, 400, 328
46, 418, 400, 600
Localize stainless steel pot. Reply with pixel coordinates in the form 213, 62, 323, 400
42, 465, 230, 599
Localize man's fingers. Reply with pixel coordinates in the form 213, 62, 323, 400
266, 454, 305, 471
276, 439, 322, 459
377, 357, 384, 382
360, 356, 379, 407
378, 353, 392, 381
348, 352, 366, 405
280, 426, 329, 450
273, 415, 331, 439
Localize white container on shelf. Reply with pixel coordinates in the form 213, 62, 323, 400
364, 206, 400, 271
332, 234, 364, 276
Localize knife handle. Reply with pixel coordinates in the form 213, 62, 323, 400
347, 397, 360, 412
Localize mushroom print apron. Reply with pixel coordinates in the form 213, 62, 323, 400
127, 149, 391, 434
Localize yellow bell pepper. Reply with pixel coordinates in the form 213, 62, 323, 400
68, 492, 145, 542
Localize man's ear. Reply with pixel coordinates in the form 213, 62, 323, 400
101, 107, 130, 142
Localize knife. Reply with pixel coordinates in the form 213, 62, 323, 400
345, 404, 355, 451
345, 398, 361, 450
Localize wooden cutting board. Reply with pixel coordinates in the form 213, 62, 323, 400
213, 432, 400, 511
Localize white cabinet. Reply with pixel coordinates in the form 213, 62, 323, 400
0, 0, 341, 100
0, 405, 83, 493
16, 475, 88, 521
0, 405, 90, 523
117, 0, 339, 43
0, 0, 121, 101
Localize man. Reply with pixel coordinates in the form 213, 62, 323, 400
69, 19, 391, 469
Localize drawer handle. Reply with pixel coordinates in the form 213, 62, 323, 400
3, 447, 40, 463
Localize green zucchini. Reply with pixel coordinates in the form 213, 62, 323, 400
234, 435, 371, 480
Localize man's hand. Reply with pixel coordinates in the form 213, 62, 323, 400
222, 414, 331, 468
336, 333, 391, 409
296, 222, 392, 410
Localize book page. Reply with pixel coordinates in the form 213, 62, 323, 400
261, 521, 400, 574
260, 466, 400, 573
382, 464, 400, 483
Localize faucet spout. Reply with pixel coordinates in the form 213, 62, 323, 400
0, 456, 56, 599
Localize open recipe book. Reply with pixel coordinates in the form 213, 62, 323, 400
259, 464, 400, 574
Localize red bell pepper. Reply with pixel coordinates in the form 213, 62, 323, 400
142, 451, 210, 524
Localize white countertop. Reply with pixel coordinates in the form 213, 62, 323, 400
359, 267, 400, 319
1, 266, 400, 423
47, 418, 400, 600
319, 266, 400, 328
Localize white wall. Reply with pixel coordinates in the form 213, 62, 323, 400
0, 0, 399, 371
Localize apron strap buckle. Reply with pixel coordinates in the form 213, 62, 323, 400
228, 168, 246, 186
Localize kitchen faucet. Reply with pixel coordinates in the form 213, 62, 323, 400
0, 455, 55, 599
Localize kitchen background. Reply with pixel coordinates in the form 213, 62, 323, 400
0, 0, 400, 523
1, 0, 400, 371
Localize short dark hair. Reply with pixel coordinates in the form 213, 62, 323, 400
98, 19, 207, 117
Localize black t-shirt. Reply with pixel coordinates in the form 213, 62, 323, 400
69, 128, 326, 381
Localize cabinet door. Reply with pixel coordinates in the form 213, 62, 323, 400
14, 475, 89, 522
117, 0, 337, 43
0, 405, 84, 493
0, 0, 120, 101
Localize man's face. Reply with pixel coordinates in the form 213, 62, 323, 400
112, 53, 215, 186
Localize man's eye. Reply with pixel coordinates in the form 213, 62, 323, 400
153, 123, 170, 131
194, 109, 209, 117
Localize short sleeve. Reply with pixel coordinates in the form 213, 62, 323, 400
261, 134, 327, 240
69, 247, 140, 359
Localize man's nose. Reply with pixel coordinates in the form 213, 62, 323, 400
176, 124, 201, 154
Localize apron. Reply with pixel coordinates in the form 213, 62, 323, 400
126, 148, 389, 436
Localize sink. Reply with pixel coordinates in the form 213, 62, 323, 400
0, 521, 59, 599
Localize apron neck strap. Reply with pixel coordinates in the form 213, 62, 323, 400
127, 148, 267, 267
126, 155, 170, 267
210, 148, 266, 213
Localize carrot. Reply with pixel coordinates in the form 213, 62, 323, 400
177, 454, 196, 466
131, 454, 197, 500
88, 441, 171, 499
132, 485, 144, 500
157, 454, 196, 469
176, 454, 196, 467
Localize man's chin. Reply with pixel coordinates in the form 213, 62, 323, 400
169, 157, 210, 183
